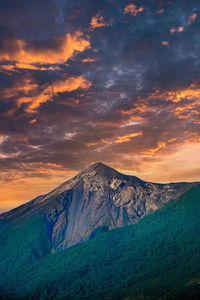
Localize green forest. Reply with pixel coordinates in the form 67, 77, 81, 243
0, 185, 200, 300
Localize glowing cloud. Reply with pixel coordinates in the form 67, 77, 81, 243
142, 142, 167, 155
187, 13, 197, 26
170, 27, 176, 35
124, 3, 144, 16
82, 58, 98, 63
1, 78, 38, 99
17, 76, 92, 113
0, 31, 90, 69
162, 41, 169, 46
157, 8, 164, 14
177, 26, 184, 32
165, 85, 200, 103
169, 26, 184, 35
115, 132, 142, 144
90, 12, 108, 29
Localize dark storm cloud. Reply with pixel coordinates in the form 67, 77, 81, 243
0, 0, 200, 182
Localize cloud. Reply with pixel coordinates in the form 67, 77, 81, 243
162, 41, 169, 46
0, 31, 90, 69
90, 12, 108, 29
142, 141, 167, 155
17, 75, 92, 112
1, 77, 38, 99
157, 8, 164, 14
177, 26, 184, 32
187, 13, 198, 26
124, 3, 144, 16
81, 58, 98, 63
170, 27, 176, 35
115, 132, 142, 144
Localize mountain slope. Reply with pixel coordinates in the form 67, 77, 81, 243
0, 184, 200, 299
0, 162, 196, 250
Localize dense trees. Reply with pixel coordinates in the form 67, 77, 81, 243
0, 185, 200, 299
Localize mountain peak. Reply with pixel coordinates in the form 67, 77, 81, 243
87, 162, 113, 170
80, 161, 121, 179
89, 162, 107, 169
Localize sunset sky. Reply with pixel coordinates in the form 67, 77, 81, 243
0, 0, 200, 212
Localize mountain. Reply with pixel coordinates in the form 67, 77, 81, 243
0, 162, 197, 251
0, 183, 200, 299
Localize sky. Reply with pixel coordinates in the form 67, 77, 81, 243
0, 0, 200, 212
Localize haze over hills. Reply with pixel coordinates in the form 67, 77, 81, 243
0, 162, 197, 251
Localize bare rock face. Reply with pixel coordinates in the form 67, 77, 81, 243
0, 162, 196, 250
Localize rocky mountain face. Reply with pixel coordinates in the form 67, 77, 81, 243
0, 162, 196, 251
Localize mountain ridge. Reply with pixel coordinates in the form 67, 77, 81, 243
0, 162, 198, 250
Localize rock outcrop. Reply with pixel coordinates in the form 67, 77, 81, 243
0, 162, 196, 250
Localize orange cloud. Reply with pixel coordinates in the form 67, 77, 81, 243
0, 135, 6, 143
124, 3, 144, 16
119, 83, 200, 126
86, 131, 143, 148
82, 58, 98, 63
0, 64, 16, 73
162, 41, 169, 46
170, 26, 184, 35
170, 27, 176, 35
115, 132, 142, 144
1, 77, 38, 99
17, 75, 91, 113
142, 141, 167, 155
90, 12, 108, 29
187, 13, 197, 26
157, 8, 164, 14
177, 26, 184, 32
29, 119, 37, 124
86, 141, 101, 147
140, 85, 200, 105
0, 31, 90, 69
165, 85, 200, 103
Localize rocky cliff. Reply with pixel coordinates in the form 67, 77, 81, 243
0, 162, 196, 250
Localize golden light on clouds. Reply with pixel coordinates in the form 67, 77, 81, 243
165, 85, 200, 102
170, 27, 176, 35
0, 31, 90, 69
15, 76, 91, 112
2, 78, 38, 99
90, 12, 108, 29
115, 132, 142, 144
82, 58, 98, 63
124, 3, 144, 16
187, 13, 197, 26
162, 41, 169, 46
168, 13, 198, 38
177, 26, 184, 32
86, 132, 142, 148
157, 8, 164, 14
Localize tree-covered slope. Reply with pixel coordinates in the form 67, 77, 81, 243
0, 185, 200, 299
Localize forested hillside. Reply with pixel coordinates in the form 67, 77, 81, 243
0, 185, 200, 299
